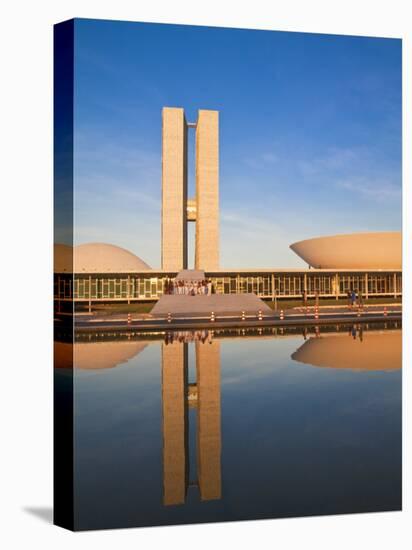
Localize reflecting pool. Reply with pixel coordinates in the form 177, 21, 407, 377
55, 323, 402, 530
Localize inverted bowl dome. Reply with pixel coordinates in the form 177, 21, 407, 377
290, 232, 401, 269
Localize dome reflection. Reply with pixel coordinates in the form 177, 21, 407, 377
54, 340, 147, 370
291, 330, 401, 371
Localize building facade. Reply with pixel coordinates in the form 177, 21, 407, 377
54, 106, 402, 310
55, 268, 402, 310
162, 107, 219, 272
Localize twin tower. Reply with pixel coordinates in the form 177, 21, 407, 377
161, 107, 219, 272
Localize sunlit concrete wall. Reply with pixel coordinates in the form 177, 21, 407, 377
195, 110, 219, 271
162, 107, 188, 271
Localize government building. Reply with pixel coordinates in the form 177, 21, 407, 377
54, 234, 401, 311
54, 107, 402, 311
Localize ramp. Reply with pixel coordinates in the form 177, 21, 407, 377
152, 293, 272, 318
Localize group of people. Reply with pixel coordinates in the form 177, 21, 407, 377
301, 324, 364, 341
347, 290, 363, 307
164, 279, 214, 296
164, 330, 213, 345
301, 289, 364, 308
349, 324, 364, 341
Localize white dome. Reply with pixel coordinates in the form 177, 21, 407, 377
74, 243, 151, 273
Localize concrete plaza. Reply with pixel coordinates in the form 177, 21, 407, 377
151, 293, 272, 317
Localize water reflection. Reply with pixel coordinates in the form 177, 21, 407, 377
54, 322, 401, 529
292, 328, 401, 371
54, 340, 147, 370
164, 329, 213, 345
162, 340, 221, 505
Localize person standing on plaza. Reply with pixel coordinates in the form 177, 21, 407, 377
351, 290, 356, 307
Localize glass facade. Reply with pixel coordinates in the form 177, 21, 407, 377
54, 271, 402, 304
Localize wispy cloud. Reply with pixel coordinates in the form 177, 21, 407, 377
220, 207, 305, 268
298, 147, 358, 178
243, 150, 279, 169
336, 177, 401, 201
75, 182, 159, 211
261, 152, 278, 163
73, 135, 161, 266
297, 146, 401, 203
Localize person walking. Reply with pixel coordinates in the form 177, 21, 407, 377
351, 290, 356, 307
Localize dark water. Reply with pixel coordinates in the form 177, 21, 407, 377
59, 324, 401, 530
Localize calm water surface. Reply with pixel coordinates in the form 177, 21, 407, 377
58, 324, 401, 529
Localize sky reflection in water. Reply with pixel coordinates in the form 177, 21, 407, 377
63, 324, 401, 530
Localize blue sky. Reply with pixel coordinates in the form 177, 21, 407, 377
73, 19, 401, 268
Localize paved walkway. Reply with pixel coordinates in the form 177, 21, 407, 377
71, 310, 402, 333
151, 293, 272, 317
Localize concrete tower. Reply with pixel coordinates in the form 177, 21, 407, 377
161, 107, 188, 272
195, 110, 219, 271
161, 107, 219, 272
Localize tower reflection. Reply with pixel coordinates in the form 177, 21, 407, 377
161, 338, 221, 506
196, 340, 221, 501
161, 341, 189, 506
